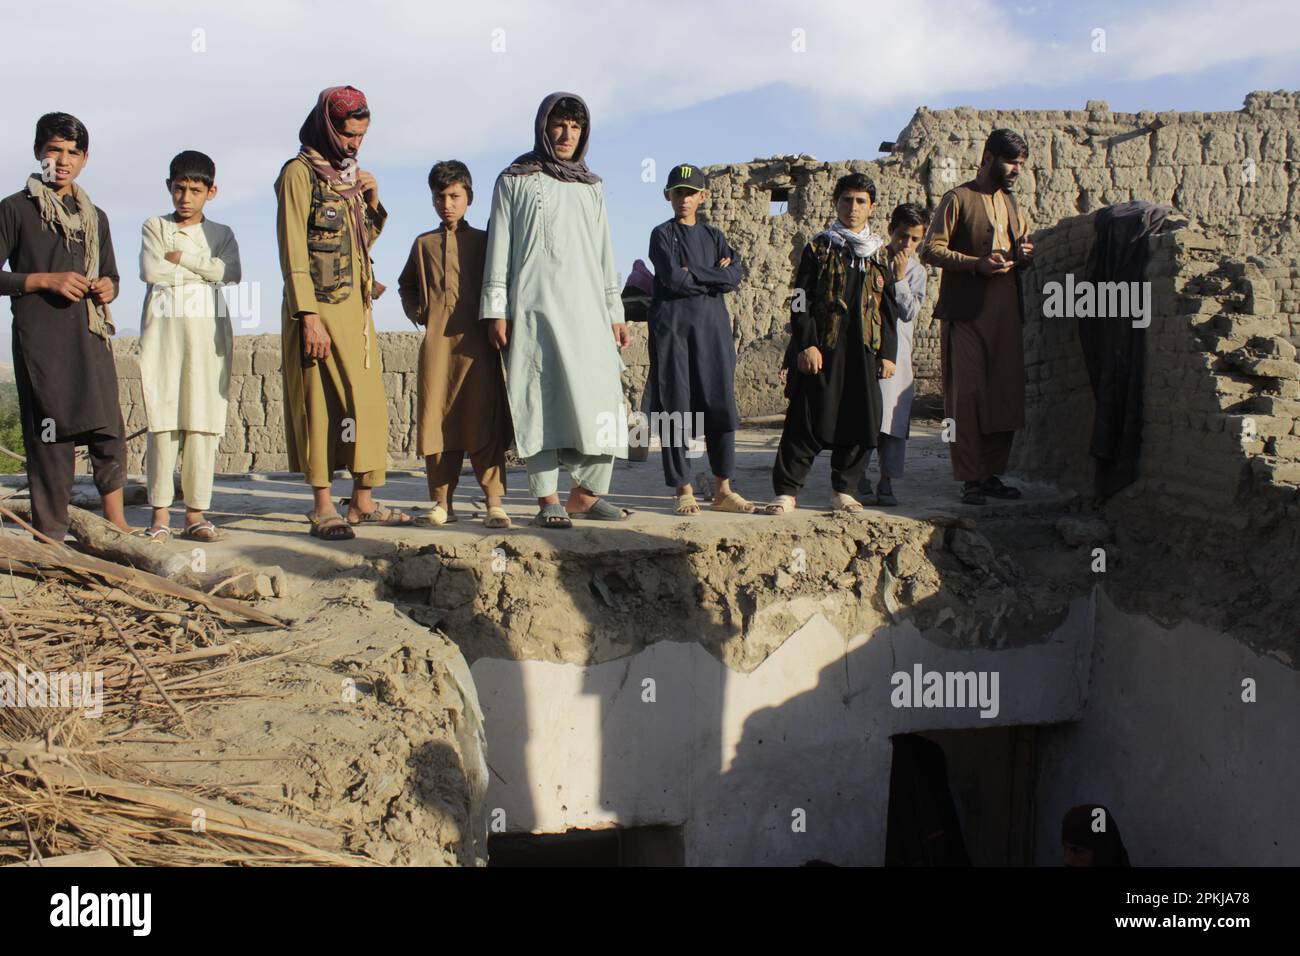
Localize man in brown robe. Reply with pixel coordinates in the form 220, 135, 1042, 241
277, 85, 410, 539
921, 128, 1034, 505
398, 160, 511, 528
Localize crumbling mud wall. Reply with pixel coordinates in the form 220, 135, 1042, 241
379, 508, 1097, 675
1010, 211, 1300, 663
108, 328, 653, 476
698, 91, 1300, 417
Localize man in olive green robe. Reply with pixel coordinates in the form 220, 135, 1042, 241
277, 85, 410, 538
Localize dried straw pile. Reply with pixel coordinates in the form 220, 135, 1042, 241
0, 507, 365, 866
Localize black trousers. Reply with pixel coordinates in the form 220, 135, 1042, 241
772, 424, 870, 496
23, 425, 127, 540
661, 428, 736, 488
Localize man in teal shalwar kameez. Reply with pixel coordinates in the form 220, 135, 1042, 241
481, 92, 630, 528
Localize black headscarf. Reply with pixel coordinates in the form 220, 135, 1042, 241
1062, 804, 1131, 866
501, 92, 600, 184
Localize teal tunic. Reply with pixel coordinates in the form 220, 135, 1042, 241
479, 172, 627, 460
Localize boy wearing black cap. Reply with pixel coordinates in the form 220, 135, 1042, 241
647, 163, 754, 515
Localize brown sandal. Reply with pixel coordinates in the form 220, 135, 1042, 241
307, 511, 355, 541
181, 520, 222, 542
340, 498, 413, 526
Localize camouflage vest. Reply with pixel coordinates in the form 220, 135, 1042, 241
808, 235, 890, 353
303, 162, 357, 305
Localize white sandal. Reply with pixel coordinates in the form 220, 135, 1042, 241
831, 492, 864, 514
763, 495, 796, 515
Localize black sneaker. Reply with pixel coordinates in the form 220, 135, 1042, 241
982, 476, 1022, 499
961, 481, 987, 505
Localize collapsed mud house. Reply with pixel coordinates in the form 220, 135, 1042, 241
5, 92, 1297, 867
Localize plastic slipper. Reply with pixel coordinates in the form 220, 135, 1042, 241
568, 498, 630, 521
181, 520, 221, 542
484, 506, 511, 529
762, 495, 796, 515
307, 511, 355, 541
533, 502, 572, 529
711, 491, 756, 514
675, 492, 700, 516
412, 504, 449, 527
831, 492, 864, 514
133, 525, 171, 543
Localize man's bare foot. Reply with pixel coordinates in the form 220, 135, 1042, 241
565, 485, 599, 513
102, 488, 131, 533
713, 477, 734, 507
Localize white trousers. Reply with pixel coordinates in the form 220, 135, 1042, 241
146, 430, 220, 510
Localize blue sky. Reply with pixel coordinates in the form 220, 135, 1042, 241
1, 0, 1297, 359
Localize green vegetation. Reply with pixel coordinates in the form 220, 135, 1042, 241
0, 381, 25, 475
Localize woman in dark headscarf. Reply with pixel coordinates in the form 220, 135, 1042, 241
1062, 803, 1132, 866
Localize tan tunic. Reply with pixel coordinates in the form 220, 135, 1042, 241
275, 158, 389, 487
921, 182, 1028, 481
397, 223, 510, 458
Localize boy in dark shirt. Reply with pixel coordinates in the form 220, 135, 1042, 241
766, 172, 898, 515
647, 163, 754, 515
0, 112, 128, 540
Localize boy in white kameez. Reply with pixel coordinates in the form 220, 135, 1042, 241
861, 203, 927, 506
138, 150, 241, 541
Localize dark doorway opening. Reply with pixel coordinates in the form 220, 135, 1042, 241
885, 727, 1038, 866
488, 825, 685, 866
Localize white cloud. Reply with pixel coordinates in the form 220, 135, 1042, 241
1034, 0, 1300, 84
0, 0, 1036, 215
0, 0, 1293, 353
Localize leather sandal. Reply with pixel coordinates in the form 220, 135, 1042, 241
340, 498, 413, 526
307, 511, 355, 541
181, 519, 221, 542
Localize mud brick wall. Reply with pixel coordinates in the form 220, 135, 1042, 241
702, 91, 1300, 418
1009, 214, 1300, 518
1004, 212, 1101, 492
110, 328, 652, 477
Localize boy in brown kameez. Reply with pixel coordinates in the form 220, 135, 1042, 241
398, 161, 511, 528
